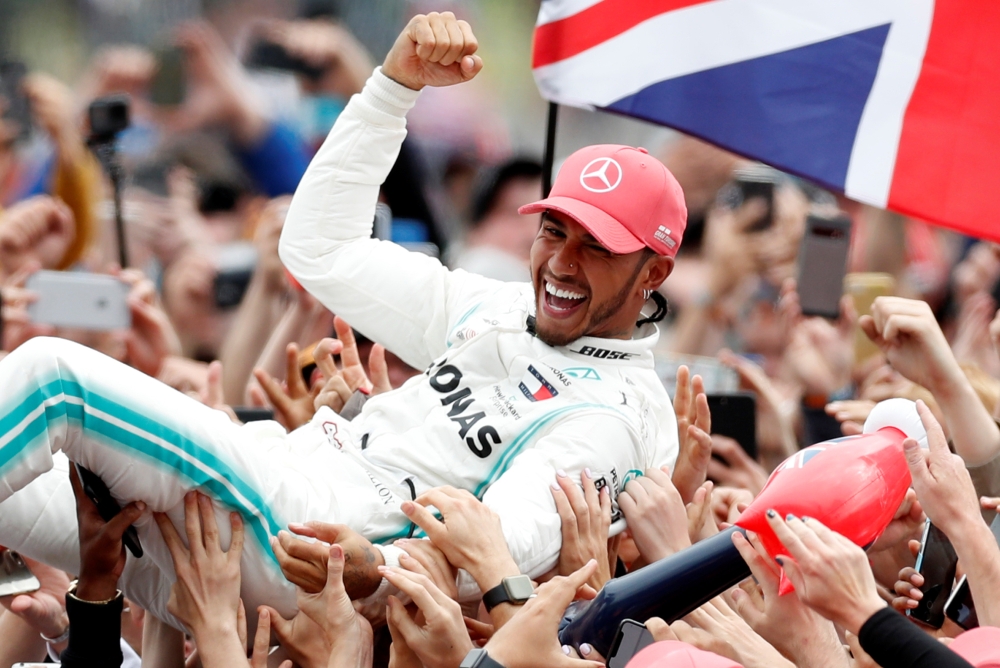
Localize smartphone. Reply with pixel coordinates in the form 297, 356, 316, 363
214, 243, 257, 309
706, 392, 758, 460
844, 273, 895, 364
245, 39, 326, 81
233, 407, 275, 423
150, 46, 186, 107
26, 271, 131, 331
944, 514, 1000, 629
719, 165, 779, 233
13, 664, 55, 667
0, 549, 40, 597
73, 464, 143, 558
607, 619, 655, 668
0, 60, 32, 142
907, 520, 957, 628
797, 213, 852, 319
945, 575, 978, 630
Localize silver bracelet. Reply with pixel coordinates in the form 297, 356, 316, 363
40, 625, 70, 645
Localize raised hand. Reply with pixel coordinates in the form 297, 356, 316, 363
154, 493, 244, 641
381, 12, 483, 91
68, 464, 145, 603
0, 196, 76, 277
484, 561, 603, 668
0, 555, 71, 646
254, 342, 318, 430
401, 486, 519, 597
729, 531, 847, 667
671, 366, 712, 503
382, 566, 473, 668
618, 466, 691, 564
551, 468, 615, 590
765, 512, 886, 634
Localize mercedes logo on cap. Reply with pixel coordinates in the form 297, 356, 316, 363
579, 157, 623, 193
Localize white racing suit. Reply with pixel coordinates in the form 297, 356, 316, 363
0, 68, 678, 628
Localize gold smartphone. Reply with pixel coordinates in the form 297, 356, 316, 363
845, 272, 896, 363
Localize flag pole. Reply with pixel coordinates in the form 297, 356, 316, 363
542, 101, 559, 197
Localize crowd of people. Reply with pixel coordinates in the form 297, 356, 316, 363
1, 5, 1000, 668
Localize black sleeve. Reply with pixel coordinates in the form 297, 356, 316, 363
858, 607, 974, 668
59, 592, 124, 668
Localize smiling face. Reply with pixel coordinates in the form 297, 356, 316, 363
529, 211, 673, 347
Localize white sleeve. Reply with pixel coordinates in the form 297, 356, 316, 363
456, 412, 646, 599
279, 68, 506, 370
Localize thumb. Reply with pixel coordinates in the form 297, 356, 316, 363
460, 55, 483, 79
326, 543, 347, 595
858, 315, 882, 347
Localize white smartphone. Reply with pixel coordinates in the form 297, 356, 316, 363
14, 664, 57, 667
0, 549, 41, 597
26, 271, 131, 331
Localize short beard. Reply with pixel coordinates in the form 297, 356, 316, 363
534, 252, 651, 347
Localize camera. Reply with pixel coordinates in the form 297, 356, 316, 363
88, 95, 130, 141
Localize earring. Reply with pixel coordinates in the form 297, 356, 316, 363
643, 289, 652, 300
569, 263, 574, 268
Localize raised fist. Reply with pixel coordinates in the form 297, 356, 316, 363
382, 12, 483, 91
0, 196, 76, 277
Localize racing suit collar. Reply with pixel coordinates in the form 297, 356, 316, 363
555, 321, 659, 367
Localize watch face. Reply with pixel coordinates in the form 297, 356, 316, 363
460, 648, 487, 668
504, 575, 534, 601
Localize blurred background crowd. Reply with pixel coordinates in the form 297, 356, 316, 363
2, 0, 1000, 667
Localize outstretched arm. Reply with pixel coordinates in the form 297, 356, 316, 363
279, 12, 498, 371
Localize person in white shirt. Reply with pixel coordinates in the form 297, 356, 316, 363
0, 12, 687, 626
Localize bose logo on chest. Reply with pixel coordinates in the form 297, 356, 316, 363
570, 345, 634, 360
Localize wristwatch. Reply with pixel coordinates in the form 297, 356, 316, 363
481, 574, 533, 612
460, 648, 507, 668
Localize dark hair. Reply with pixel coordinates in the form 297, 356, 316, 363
469, 158, 543, 226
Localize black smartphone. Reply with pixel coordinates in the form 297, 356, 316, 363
245, 39, 326, 81
944, 574, 977, 630
706, 392, 758, 460
0, 61, 32, 142
907, 520, 957, 628
233, 406, 275, 423
945, 514, 1000, 629
607, 619, 655, 668
74, 463, 143, 558
214, 243, 257, 309
797, 213, 852, 319
719, 166, 778, 233
150, 46, 186, 107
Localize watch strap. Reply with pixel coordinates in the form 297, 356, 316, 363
481, 575, 531, 613
460, 648, 507, 668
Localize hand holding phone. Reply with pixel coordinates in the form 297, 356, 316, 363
907, 520, 958, 629
72, 463, 143, 559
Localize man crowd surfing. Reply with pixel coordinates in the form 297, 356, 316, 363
1, 6, 999, 668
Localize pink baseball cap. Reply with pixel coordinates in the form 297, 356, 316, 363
950, 627, 1000, 667
625, 641, 743, 668
519, 144, 687, 257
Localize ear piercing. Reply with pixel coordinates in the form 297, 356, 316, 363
643, 289, 652, 299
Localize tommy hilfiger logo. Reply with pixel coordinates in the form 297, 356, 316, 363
519, 365, 559, 401
654, 225, 676, 247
